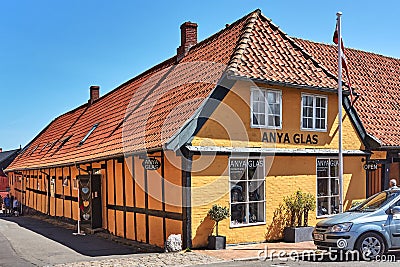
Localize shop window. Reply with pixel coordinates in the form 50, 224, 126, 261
301, 94, 327, 131
229, 158, 265, 227
251, 87, 282, 129
317, 158, 339, 217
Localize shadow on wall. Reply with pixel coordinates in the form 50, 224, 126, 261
265, 204, 289, 241
192, 214, 215, 248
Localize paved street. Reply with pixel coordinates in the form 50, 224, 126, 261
0, 215, 220, 266
2, 214, 400, 266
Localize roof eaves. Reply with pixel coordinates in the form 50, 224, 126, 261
228, 74, 340, 94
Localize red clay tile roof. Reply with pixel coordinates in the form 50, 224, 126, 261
294, 38, 400, 147
227, 13, 339, 90
7, 9, 341, 170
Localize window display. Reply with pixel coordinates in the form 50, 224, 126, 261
229, 158, 265, 226
317, 158, 339, 216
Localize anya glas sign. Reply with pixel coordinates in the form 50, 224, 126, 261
229, 158, 265, 227
317, 158, 339, 216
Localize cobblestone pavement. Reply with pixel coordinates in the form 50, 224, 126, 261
52, 252, 223, 267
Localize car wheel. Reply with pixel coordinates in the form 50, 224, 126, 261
355, 232, 385, 259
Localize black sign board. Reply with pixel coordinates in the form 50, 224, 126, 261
364, 162, 378, 170
142, 158, 161, 170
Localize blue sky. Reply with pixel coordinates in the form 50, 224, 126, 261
1, 0, 399, 151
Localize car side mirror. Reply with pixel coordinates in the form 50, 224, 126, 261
391, 206, 400, 215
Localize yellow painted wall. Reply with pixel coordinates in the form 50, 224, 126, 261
192, 81, 363, 151
190, 81, 365, 246
191, 154, 365, 246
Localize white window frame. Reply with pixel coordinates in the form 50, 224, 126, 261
316, 157, 340, 218
301, 93, 328, 132
250, 87, 282, 129
229, 157, 266, 228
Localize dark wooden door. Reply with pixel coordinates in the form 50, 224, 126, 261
367, 164, 383, 197
91, 174, 102, 229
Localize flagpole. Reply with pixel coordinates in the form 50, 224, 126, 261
337, 11, 344, 214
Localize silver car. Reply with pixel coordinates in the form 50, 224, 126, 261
313, 188, 400, 258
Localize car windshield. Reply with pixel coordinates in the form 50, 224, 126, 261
348, 190, 400, 212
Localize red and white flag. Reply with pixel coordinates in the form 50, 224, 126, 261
333, 22, 354, 103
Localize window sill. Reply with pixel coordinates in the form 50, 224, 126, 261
300, 128, 327, 132
251, 125, 282, 130
230, 221, 266, 228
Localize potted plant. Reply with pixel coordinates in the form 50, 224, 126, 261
283, 190, 315, 243
207, 204, 229, 250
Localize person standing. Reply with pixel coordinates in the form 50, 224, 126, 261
389, 179, 398, 189
12, 198, 19, 216
4, 194, 11, 216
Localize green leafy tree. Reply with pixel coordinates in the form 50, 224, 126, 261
208, 204, 230, 236
302, 192, 316, 226
284, 190, 316, 227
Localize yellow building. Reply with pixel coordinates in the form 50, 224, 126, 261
7, 10, 371, 248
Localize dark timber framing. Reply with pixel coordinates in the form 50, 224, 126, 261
161, 151, 166, 244
122, 157, 127, 239
132, 155, 137, 241
11, 152, 186, 247
181, 147, 192, 248
113, 159, 117, 235
144, 166, 149, 243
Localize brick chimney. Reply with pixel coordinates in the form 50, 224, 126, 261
89, 85, 100, 104
177, 21, 198, 61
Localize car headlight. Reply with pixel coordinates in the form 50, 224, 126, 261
329, 222, 353, 232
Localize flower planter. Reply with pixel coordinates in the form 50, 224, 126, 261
283, 226, 314, 243
207, 235, 226, 250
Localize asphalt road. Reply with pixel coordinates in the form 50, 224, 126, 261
0, 215, 147, 266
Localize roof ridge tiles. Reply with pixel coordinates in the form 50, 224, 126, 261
294, 37, 400, 62
226, 9, 260, 75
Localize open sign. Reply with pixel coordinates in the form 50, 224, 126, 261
142, 158, 161, 170
364, 162, 378, 170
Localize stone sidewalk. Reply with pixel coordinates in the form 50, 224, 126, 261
195, 241, 317, 261
51, 241, 317, 266
4, 213, 317, 266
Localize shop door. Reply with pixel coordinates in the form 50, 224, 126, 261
91, 174, 102, 229
367, 164, 383, 197
78, 174, 102, 229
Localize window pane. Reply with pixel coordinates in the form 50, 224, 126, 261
330, 160, 338, 177
248, 159, 263, 180
259, 102, 265, 113
249, 181, 264, 201
231, 182, 246, 202
317, 179, 328, 197
267, 92, 276, 103
317, 159, 329, 177
249, 202, 264, 223
252, 114, 259, 125
231, 203, 246, 225
230, 159, 246, 180
331, 178, 339, 196
331, 196, 340, 214
317, 198, 329, 216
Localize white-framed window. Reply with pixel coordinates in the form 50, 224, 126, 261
251, 87, 282, 129
301, 94, 327, 131
229, 157, 266, 227
316, 158, 339, 217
